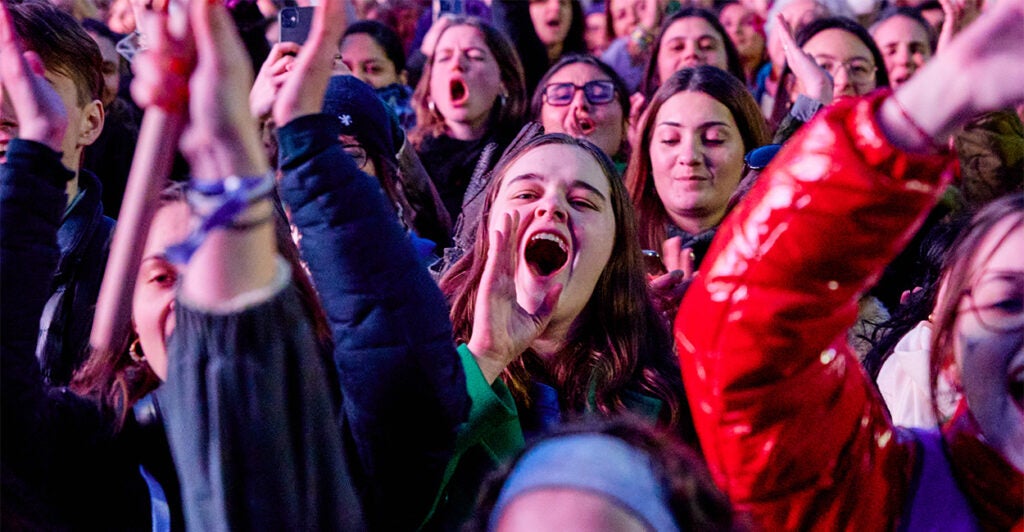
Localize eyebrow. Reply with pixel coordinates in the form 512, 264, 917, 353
656, 120, 732, 129
505, 173, 609, 202
666, 33, 719, 41
812, 53, 873, 62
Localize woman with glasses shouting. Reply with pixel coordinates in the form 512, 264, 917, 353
530, 55, 632, 167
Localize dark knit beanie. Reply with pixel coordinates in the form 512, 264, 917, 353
321, 75, 401, 160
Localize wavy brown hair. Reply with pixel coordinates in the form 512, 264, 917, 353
929, 193, 1024, 424
440, 133, 691, 434
71, 185, 335, 429
625, 66, 770, 252
639, 7, 745, 98
408, 17, 527, 148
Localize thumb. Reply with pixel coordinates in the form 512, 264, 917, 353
532, 284, 563, 325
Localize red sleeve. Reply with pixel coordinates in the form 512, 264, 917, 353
675, 92, 955, 530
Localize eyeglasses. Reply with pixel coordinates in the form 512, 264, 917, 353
960, 271, 1024, 333
812, 56, 877, 83
542, 80, 616, 106
342, 143, 368, 169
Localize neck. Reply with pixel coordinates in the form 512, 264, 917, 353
530, 318, 574, 361
547, 42, 563, 63
65, 173, 80, 209
668, 209, 722, 235
446, 118, 489, 141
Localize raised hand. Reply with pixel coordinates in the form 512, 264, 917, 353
879, 0, 1024, 152
776, 13, 833, 105
467, 212, 562, 384
249, 41, 300, 121
0, 1, 68, 152
936, 0, 981, 52
129, 0, 194, 113
272, 0, 346, 128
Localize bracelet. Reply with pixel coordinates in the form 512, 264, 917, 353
166, 171, 276, 264
890, 95, 943, 151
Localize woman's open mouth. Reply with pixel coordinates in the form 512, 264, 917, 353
450, 78, 469, 106
524, 232, 569, 278
574, 116, 596, 136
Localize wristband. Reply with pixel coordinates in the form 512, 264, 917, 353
166, 171, 276, 264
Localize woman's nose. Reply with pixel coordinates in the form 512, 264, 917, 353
536, 198, 568, 221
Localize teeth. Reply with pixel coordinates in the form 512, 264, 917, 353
530, 232, 567, 251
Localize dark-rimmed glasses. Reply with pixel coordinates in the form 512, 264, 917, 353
542, 80, 616, 106
960, 271, 1024, 332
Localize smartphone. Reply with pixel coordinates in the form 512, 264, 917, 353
279, 6, 315, 45
433, 0, 465, 21
642, 250, 667, 277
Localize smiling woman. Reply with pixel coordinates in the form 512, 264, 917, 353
435, 133, 695, 528
627, 66, 769, 269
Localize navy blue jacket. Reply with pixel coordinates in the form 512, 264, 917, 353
35, 166, 114, 387
1, 140, 155, 529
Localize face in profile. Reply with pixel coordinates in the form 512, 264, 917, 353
584, 11, 610, 55
801, 28, 877, 99
340, 33, 404, 89
871, 15, 932, 89
952, 219, 1024, 471
429, 25, 504, 137
539, 62, 625, 157
657, 17, 730, 85
648, 90, 745, 234
132, 201, 192, 381
488, 143, 616, 327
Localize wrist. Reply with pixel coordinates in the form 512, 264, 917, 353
466, 338, 511, 384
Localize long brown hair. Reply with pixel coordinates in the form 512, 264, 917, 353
929, 193, 1024, 423
408, 17, 527, 147
639, 7, 745, 98
625, 66, 770, 251
440, 134, 689, 432
71, 185, 336, 429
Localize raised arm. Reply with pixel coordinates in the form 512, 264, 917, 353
675, 0, 1024, 528
271, 4, 470, 530
135, 0, 364, 529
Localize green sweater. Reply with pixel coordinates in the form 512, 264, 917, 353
420, 344, 663, 529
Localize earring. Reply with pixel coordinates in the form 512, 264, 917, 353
428, 99, 437, 114
129, 338, 145, 363
499, 88, 509, 108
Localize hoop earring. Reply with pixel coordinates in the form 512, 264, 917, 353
129, 338, 145, 363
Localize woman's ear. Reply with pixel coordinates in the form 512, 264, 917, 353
399, 69, 408, 85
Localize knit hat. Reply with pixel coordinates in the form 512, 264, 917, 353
321, 75, 402, 160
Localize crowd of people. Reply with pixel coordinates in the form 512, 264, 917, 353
1, 0, 1021, 529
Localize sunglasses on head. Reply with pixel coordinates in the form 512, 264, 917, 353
542, 80, 616, 106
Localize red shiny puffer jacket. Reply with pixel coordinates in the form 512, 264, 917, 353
675, 92, 1024, 531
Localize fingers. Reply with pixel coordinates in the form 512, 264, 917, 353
649, 270, 684, 292
661, 236, 683, 272
272, 0, 345, 125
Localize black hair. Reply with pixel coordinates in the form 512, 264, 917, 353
795, 16, 890, 88
343, 19, 407, 74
